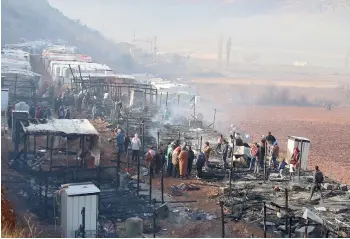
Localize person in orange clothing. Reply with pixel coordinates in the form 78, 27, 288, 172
178, 144, 189, 179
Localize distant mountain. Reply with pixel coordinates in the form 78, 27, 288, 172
1, 0, 135, 72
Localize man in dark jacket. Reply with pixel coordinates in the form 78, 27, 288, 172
222, 140, 229, 166
124, 133, 131, 153
265, 132, 276, 143
310, 165, 324, 201
196, 152, 206, 179
188, 146, 195, 175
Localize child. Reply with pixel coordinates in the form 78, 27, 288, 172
278, 158, 287, 178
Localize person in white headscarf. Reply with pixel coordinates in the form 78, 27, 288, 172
131, 133, 141, 161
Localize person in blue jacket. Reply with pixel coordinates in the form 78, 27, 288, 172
117, 129, 125, 154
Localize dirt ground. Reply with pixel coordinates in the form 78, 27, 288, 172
193, 78, 350, 185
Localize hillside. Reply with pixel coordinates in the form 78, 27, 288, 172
1, 0, 135, 72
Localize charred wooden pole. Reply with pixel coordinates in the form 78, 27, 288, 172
178, 131, 181, 141
229, 164, 233, 197
200, 136, 203, 150
325, 230, 329, 238
149, 162, 152, 205
263, 202, 267, 238
152, 199, 157, 238
289, 217, 292, 238
220, 201, 225, 238
285, 188, 289, 234
264, 141, 267, 183
116, 147, 121, 188
157, 131, 164, 204
137, 123, 142, 196
304, 219, 309, 238
81, 207, 86, 238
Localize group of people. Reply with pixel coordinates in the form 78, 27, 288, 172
163, 141, 213, 180
248, 132, 279, 175
165, 142, 196, 179
29, 104, 52, 120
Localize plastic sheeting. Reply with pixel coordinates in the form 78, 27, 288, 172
24, 119, 99, 136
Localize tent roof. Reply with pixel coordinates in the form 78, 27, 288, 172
23, 119, 99, 136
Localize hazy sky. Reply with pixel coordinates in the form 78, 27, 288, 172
48, 0, 350, 67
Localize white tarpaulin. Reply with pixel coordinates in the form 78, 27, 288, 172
1, 89, 9, 111
24, 119, 99, 136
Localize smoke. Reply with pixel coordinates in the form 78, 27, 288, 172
254, 86, 316, 106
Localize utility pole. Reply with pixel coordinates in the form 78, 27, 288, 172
226, 36, 232, 68
218, 35, 224, 69
154, 36, 157, 63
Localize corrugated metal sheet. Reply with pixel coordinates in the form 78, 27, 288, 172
24, 119, 99, 136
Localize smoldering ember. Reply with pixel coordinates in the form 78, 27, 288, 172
1, 39, 350, 238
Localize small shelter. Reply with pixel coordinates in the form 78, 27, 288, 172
21, 119, 101, 168
287, 136, 311, 170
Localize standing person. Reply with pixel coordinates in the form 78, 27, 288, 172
167, 143, 175, 176
54, 97, 60, 114
155, 149, 163, 176
29, 104, 36, 119
216, 135, 223, 151
131, 133, 141, 161
249, 143, 259, 171
46, 108, 52, 119
222, 140, 229, 166
124, 133, 131, 154
40, 107, 47, 119
266, 131, 276, 143
278, 159, 287, 178
58, 105, 65, 119
145, 147, 156, 178
117, 129, 125, 154
178, 144, 189, 179
35, 106, 41, 119
7, 106, 13, 128
188, 146, 195, 175
64, 107, 71, 119
203, 142, 212, 166
172, 146, 181, 178
269, 140, 279, 170
290, 147, 300, 181
196, 152, 206, 179
309, 166, 324, 201
259, 139, 266, 168
92, 105, 97, 120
